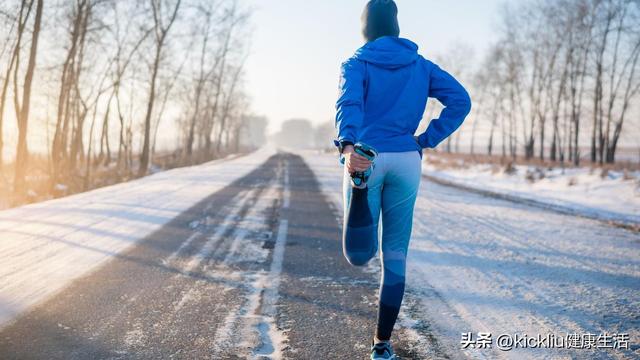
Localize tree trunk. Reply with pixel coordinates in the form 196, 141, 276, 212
139, 0, 181, 176
0, 36, 20, 174
139, 46, 161, 176
100, 98, 112, 166
14, 0, 43, 194
539, 116, 545, 160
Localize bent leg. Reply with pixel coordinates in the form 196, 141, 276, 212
376, 152, 421, 340
342, 160, 383, 266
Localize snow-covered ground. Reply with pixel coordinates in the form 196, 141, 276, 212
0, 148, 275, 330
2, 148, 637, 359
303, 150, 640, 360
423, 157, 640, 226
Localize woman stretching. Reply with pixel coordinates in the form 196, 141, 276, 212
334, 1, 471, 358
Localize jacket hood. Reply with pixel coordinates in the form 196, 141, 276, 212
354, 37, 419, 69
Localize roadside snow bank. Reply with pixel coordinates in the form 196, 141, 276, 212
424, 161, 639, 226
0, 148, 274, 329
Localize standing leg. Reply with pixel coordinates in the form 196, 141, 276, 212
375, 152, 421, 341
342, 157, 384, 266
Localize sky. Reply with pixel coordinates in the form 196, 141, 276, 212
243, 0, 505, 134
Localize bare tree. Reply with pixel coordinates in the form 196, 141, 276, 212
208, 1, 247, 156
566, 0, 595, 165
467, 0, 638, 165
98, 1, 152, 169
0, 0, 254, 206
51, 0, 94, 184
0, 2, 21, 176
434, 42, 474, 153
601, 0, 640, 163
138, 0, 182, 176
13, 0, 43, 194
185, 1, 218, 159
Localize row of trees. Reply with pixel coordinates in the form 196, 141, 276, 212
0, 0, 254, 196
450, 0, 639, 165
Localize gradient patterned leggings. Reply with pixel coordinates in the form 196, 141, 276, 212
342, 151, 421, 341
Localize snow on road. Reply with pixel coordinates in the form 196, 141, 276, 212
0, 148, 275, 330
2, 147, 638, 359
303, 150, 640, 360
424, 160, 640, 226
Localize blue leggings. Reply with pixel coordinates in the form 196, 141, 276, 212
342, 151, 421, 341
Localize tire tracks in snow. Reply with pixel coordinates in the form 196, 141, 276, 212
407, 180, 639, 359
209, 157, 290, 359
410, 189, 580, 359
121, 168, 283, 358
420, 181, 637, 333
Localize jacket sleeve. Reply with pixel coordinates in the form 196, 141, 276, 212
417, 61, 472, 149
335, 58, 366, 146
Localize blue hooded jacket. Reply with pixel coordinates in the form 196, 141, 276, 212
335, 37, 471, 153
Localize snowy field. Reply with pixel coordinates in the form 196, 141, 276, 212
303, 150, 640, 360
0, 148, 275, 330
423, 158, 639, 226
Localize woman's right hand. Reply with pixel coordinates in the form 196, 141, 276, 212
343, 145, 372, 174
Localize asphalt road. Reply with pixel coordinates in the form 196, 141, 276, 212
2, 152, 637, 360
0, 153, 424, 359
